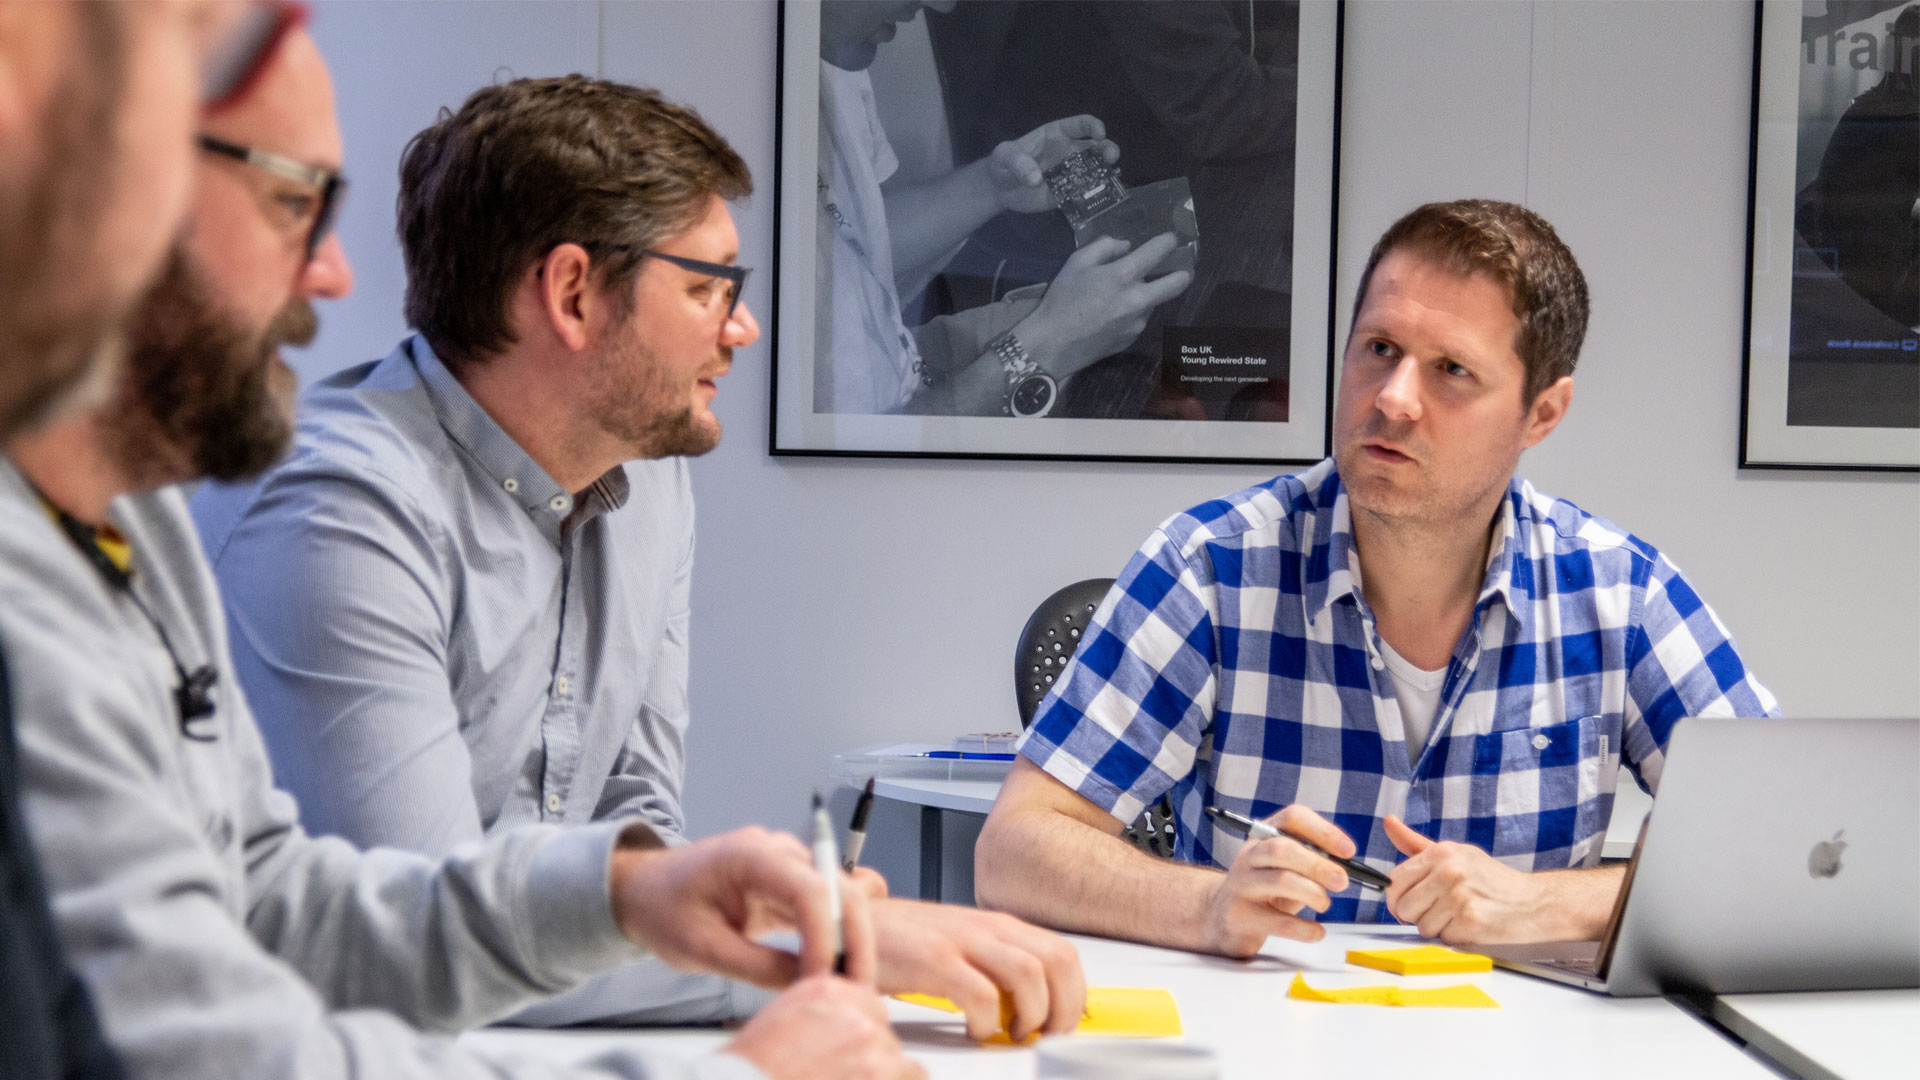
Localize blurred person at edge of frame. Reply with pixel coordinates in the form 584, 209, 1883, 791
0, 0, 267, 438
0, 3, 281, 1078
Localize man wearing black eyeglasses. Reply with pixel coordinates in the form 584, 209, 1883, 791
1, 30, 943, 1080
191, 74, 1086, 1042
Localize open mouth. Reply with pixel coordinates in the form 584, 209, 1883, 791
1363, 442, 1414, 465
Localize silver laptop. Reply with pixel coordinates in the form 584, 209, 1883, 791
1471, 716, 1919, 997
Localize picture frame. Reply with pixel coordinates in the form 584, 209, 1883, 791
1740, 0, 1919, 471
771, 0, 1344, 464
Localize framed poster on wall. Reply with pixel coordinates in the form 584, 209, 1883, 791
1741, 0, 1919, 470
772, 0, 1344, 464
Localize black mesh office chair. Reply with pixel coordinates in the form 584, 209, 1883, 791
1015, 578, 1175, 858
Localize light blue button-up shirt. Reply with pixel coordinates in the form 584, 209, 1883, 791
193, 335, 766, 1023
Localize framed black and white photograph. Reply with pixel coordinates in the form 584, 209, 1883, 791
772, 0, 1343, 463
1741, 0, 1919, 470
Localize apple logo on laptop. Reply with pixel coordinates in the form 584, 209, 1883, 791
1808, 830, 1847, 879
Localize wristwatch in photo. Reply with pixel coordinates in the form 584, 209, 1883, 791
991, 330, 1057, 418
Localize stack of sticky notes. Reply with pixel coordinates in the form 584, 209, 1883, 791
895, 986, 1182, 1043
1285, 944, 1499, 1009
1344, 944, 1494, 975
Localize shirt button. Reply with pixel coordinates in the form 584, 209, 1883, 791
545, 793, 561, 813
549, 495, 569, 513
554, 675, 571, 696
1370, 653, 1385, 671
502, 478, 519, 493
1532, 733, 1551, 750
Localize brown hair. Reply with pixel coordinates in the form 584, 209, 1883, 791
1351, 199, 1589, 403
398, 76, 751, 367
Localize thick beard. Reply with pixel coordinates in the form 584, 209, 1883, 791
0, 4, 130, 440
590, 321, 723, 460
629, 401, 722, 460
112, 249, 315, 485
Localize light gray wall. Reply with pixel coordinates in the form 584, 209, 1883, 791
300, 0, 1920, 845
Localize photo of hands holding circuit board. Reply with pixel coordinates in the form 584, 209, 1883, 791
810, 0, 1303, 425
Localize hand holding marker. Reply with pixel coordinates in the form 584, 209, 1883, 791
1205, 805, 1391, 892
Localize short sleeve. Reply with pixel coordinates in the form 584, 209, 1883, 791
1018, 527, 1220, 825
1620, 551, 1779, 793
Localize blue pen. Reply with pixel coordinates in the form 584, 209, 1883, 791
926, 751, 1017, 761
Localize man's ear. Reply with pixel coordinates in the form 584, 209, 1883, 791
538, 243, 595, 352
1521, 375, 1573, 449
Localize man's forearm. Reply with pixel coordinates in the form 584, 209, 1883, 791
902, 347, 1003, 416
974, 803, 1224, 953
902, 298, 1038, 417
882, 159, 1001, 290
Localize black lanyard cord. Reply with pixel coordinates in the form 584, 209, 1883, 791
38, 497, 219, 742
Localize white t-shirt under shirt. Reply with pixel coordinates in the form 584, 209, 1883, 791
1378, 638, 1447, 766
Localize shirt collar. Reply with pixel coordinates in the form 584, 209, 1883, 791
405, 335, 628, 547
1302, 462, 1353, 622
1304, 462, 1532, 633
1478, 483, 1536, 640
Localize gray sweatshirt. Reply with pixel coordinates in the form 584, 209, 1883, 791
0, 461, 763, 1080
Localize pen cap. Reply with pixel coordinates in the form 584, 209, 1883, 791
1037, 1039, 1218, 1080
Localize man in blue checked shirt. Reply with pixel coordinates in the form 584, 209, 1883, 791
977, 199, 1778, 956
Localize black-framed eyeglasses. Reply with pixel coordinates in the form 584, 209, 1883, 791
636, 249, 752, 322
197, 134, 345, 261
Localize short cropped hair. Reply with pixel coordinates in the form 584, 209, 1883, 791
1351, 199, 1589, 404
398, 76, 751, 367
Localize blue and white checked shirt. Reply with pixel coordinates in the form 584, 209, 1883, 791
1020, 459, 1778, 923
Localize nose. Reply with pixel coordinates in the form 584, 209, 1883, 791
1374, 355, 1422, 422
722, 298, 761, 348
297, 232, 354, 301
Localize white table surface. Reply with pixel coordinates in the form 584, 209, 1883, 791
871, 775, 1647, 860
1709, 989, 1920, 1080
461, 927, 1772, 1079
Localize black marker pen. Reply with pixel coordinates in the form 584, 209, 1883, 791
1205, 805, 1392, 892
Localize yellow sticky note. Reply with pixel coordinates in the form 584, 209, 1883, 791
1394, 983, 1500, 1008
1076, 987, 1183, 1037
1345, 945, 1494, 975
894, 991, 966, 1013
1287, 973, 1497, 1009
1286, 976, 1403, 1007
894, 986, 1183, 1041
